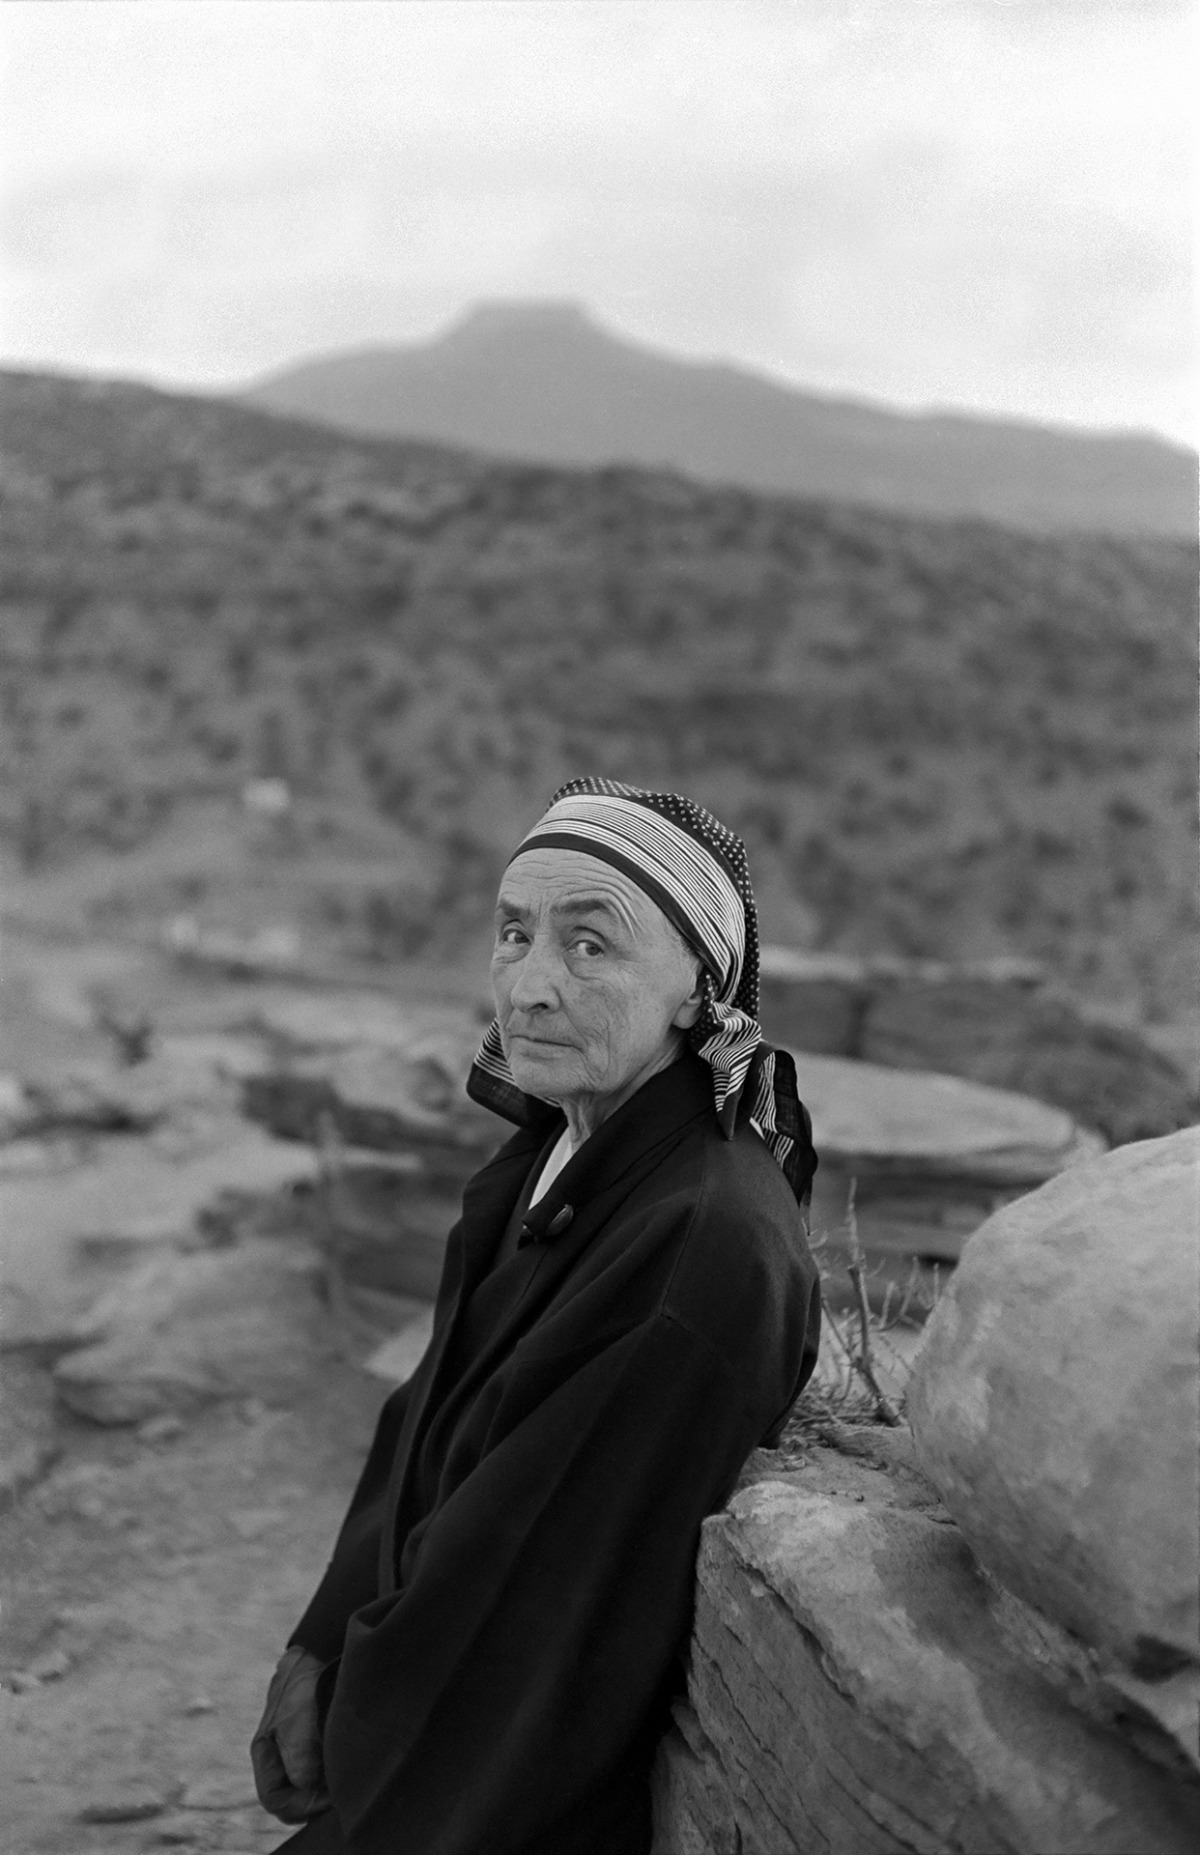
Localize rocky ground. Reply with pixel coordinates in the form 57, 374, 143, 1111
0, 1352, 381, 1855
0, 920, 891, 1854
2, 917, 1182, 1852
0, 928, 430, 1854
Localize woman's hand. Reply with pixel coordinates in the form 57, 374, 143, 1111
251, 1644, 332, 1824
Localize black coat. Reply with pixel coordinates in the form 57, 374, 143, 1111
289, 1053, 820, 1855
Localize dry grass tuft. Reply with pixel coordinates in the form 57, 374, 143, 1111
794, 1180, 945, 1435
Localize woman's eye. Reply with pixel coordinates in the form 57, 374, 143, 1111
497, 924, 527, 947
571, 936, 604, 958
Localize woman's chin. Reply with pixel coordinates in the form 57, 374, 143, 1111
506, 1054, 576, 1102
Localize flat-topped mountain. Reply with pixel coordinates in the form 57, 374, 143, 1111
245, 302, 1197, 539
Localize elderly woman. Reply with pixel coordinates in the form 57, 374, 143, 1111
253, 779, 820, 1855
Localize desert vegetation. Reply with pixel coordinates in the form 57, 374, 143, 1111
1, 368, 1195, 1019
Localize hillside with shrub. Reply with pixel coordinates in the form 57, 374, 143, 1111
1, 368, 1195, 1020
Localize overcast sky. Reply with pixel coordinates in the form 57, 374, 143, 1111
1, 0, 1194, 443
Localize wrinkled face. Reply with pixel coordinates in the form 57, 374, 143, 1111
492, 847, 702, 1124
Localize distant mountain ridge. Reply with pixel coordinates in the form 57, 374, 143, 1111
245, 301, 1197, 539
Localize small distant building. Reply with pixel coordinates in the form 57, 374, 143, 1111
242, 777, 292, 819
166, 913, 201, 951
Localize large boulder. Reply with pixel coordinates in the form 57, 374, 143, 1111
908, 1129, 1200, 1698
651, 1456, 1200, 1854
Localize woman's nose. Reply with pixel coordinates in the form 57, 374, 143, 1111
508, 938, 561, 1010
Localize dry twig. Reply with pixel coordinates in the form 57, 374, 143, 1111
841, 1181, 902, 1427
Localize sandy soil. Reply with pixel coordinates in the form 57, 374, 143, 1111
0, 1316, 383, 1854
0, 929, 397, 1854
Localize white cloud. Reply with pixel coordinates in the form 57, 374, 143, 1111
0, 0, 1193, 440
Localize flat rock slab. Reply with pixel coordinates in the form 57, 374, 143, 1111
759, 951, 1045, 1064
237, 990, 496, 1155
793, 1052, 1098, 1182
244, 987, 473, 1054
0, 1435, 62, 1510
78, 1777, 177, 1822
862, 981, 1197, 1147
242, 1067, 496, 1158
52, 1240, 334, 1424
155, 1030, 271, 1077
1, 1127, 318, 1344
793, 1052, 1102, 1267
652, 1460, 1200, 1855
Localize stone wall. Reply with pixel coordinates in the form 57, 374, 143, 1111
757, 951, 1196, 1147
650, 1430, 1200, 1855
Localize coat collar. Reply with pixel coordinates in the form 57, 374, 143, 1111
448, 1052, 716, 1311
510, 1052, 715, 1247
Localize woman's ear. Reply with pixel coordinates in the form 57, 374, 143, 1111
671, 962, 705, 1032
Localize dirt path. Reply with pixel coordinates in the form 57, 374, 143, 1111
0, 927, 476, 1852
1, 1342, 383, 1854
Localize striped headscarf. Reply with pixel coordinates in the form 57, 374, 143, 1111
468, 777, 816, 1206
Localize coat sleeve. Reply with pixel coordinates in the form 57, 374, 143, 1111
288, 1380, 415, 1665
319, 1313, 768, 1855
